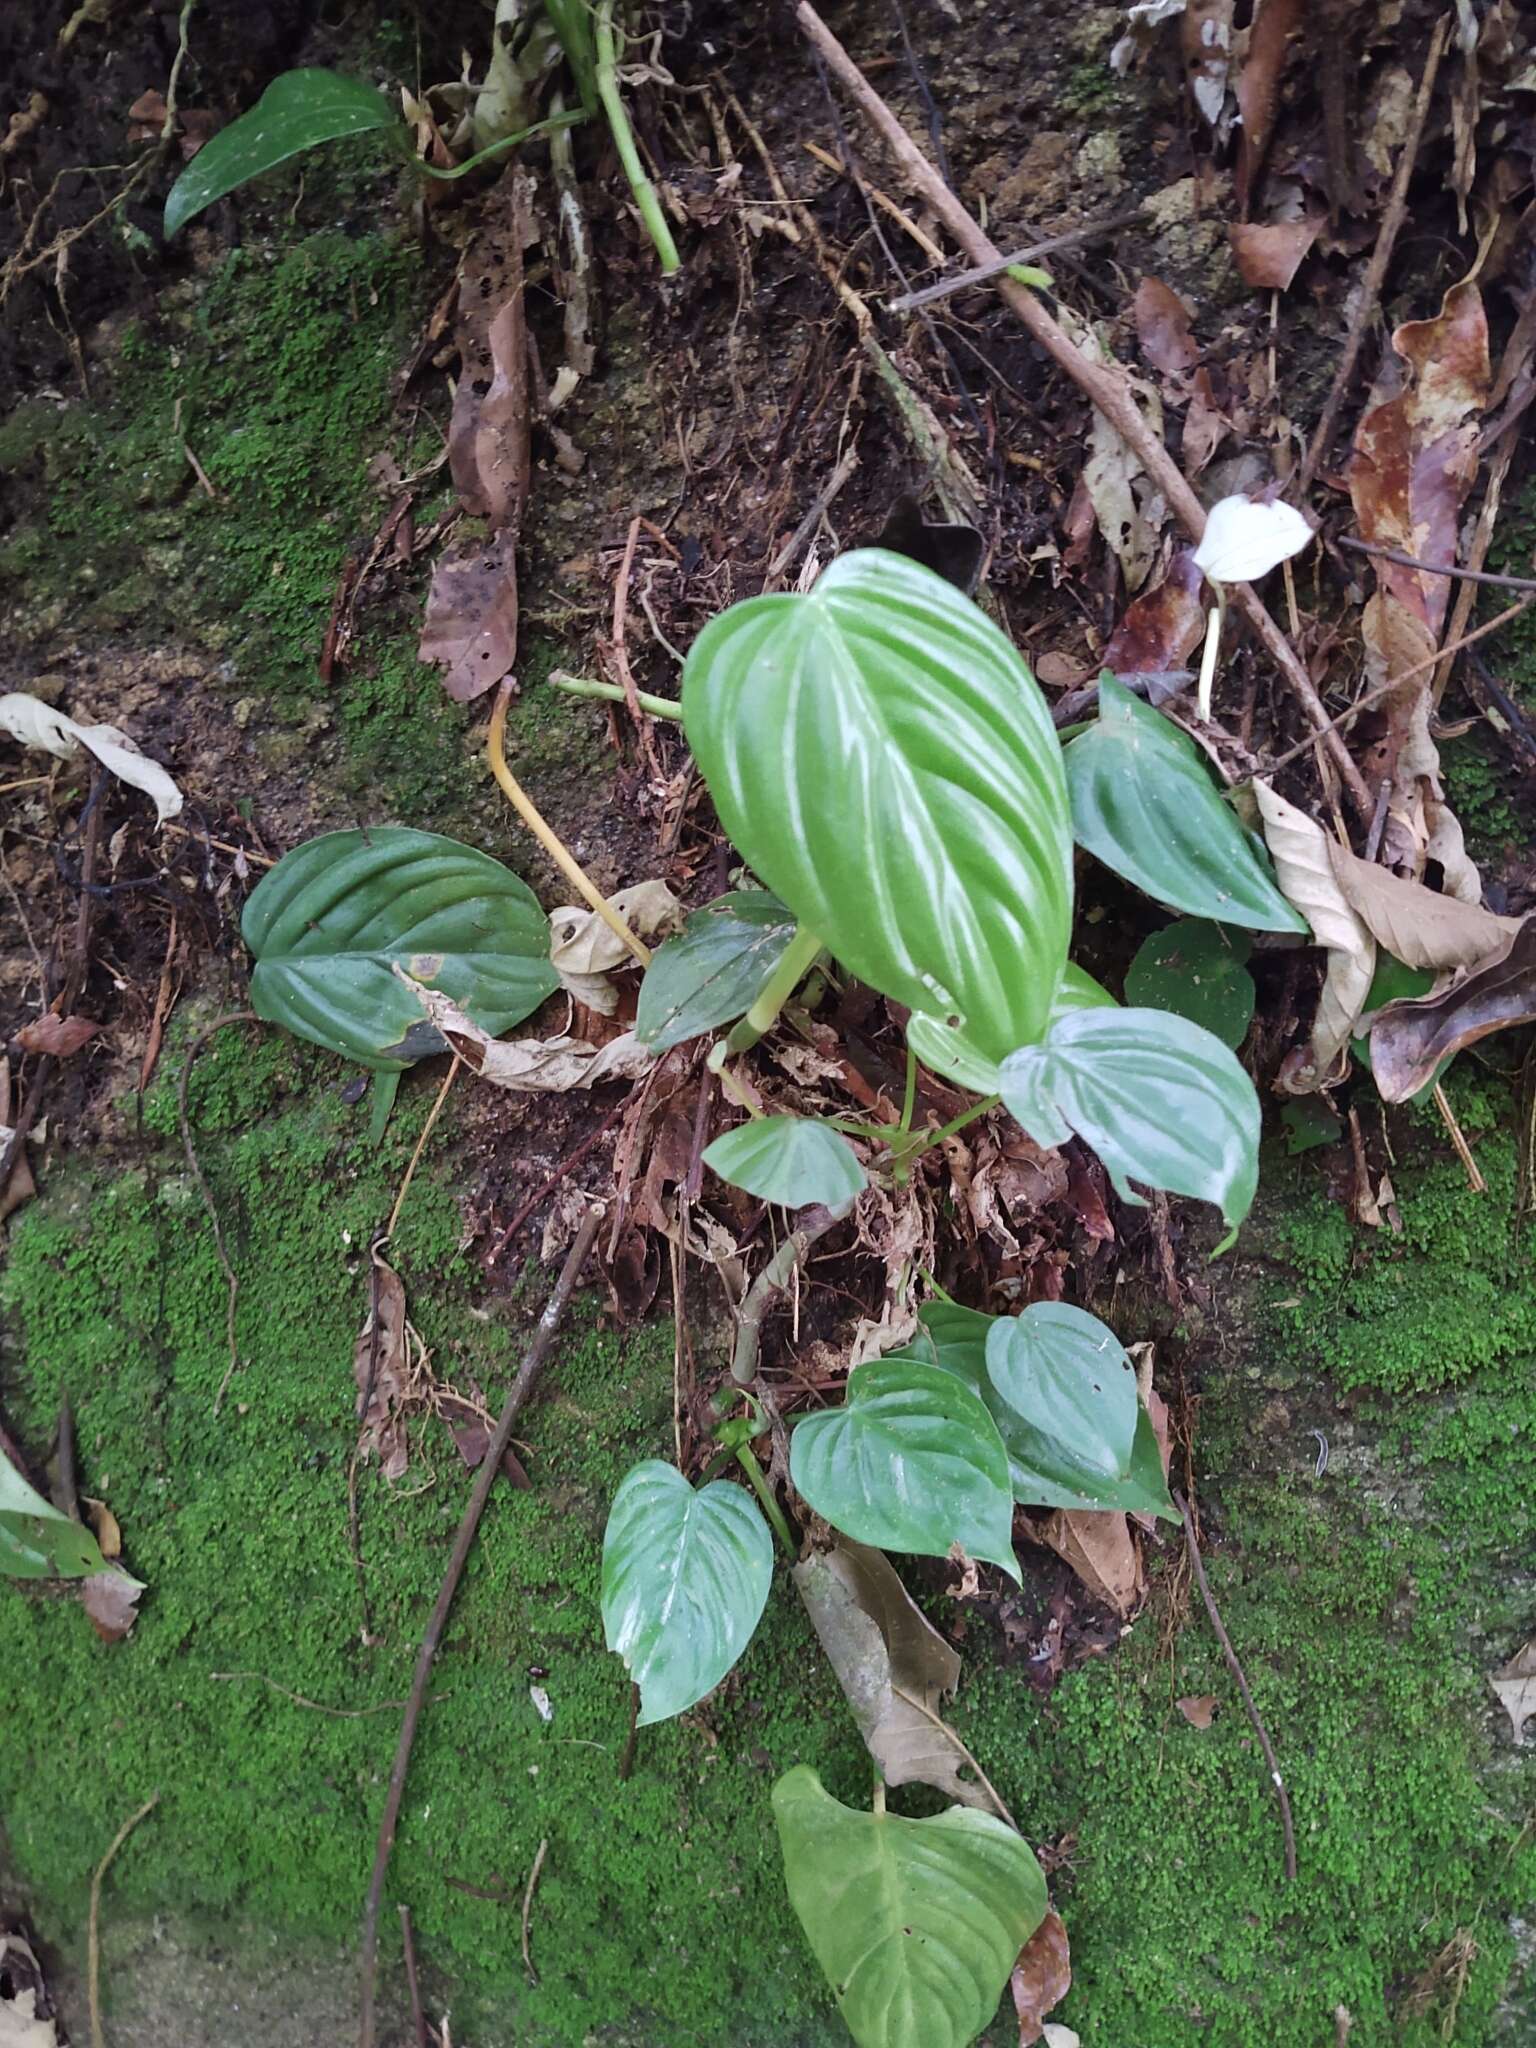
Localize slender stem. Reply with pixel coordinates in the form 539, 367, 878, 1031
488, 684, 651, 966
734, 1441, 796, 1556
549, 668, 683, 720
416, 108, 587, 181
898, 1046, 918, 1135
730, 1204, 844, 1385
1196, 589, 1224, 723
724, 923, 824, 1053
593, 0, 680, 273
923, 1093, 1001, 1149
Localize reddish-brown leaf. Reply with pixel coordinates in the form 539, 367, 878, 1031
1177, 1693, 1218, 1728
1101, 549, 1206, 676
1228, 215, 1322, 291
1035, 1510, 1142, 1615
419, 530, 520, 702
1234, 0, 1305, 211
1369, 918, 1536, 1102
16, 1013, 101, 1057
354, 1252, 411, 1481
447, 182, 532, 529
82, 1567, 144, 1642
1134, 278, 1198, 377
1011, 1909, 1072, 2045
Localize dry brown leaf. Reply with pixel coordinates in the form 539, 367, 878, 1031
1010, 1909, 1072, 2045
398, 970, 655, 1091
0, 1930, 59, 2047
793, 1541, 990, 1807
1489, 1639, 1536, 1744
15, 1013, 101, 1057
448, 183, 532, 527
1177, 1693, 1217, 1727
354, 1250, 411, 1481
1182, 367, 1227, 474
1228, 215, 1322, 290
1036, 1509, 1142, 1616
1234, 0, 1304, 208
1101, 549, 1206, 676
82, 1496, 121, 1559
1134, 278, 1198, 377
548, 881, 684, 1011
418, 529, 520, 702
1369, 919, 1536, 1102
0, 1058, 35, 1226
82, 1566, 145, 1643
1254, 782, 1375, 1089
1324, 839, 1520, 971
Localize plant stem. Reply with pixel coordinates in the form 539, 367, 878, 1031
734, 1441, 796, 1556
898, 1046, 918, 1134
593, 0, 680, 273
923, 1093, 1001, 1149
1196, 586, 1226, 722
730, 1203, 844, 1385
724, 923, 824, 1054
549, 668, 683, 721
416, 107, 587, 181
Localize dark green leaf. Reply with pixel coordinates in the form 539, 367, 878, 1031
601, 1461, 773, 1726
789, 1356, 1018, 1579
703, 1116, 866, 1210
1001, 1007, 1259, 1226
1065, 676, 1307, 932
242, 827, 557, 1070
1125, 920, 1256, 1047
0, 1460, 109, 1580
915, 1302, 1174, 1517
164, 70, 399, 238
985, 1304, 1137, 1479
1279, 1098, 1343, 1155
773, 1765, 1048, 2048
683, 549, 1074, 1062
634, 891, 797, 1051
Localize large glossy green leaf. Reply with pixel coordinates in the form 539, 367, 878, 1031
1000, 1007, 1259, 1226
1125, 919, 1255, 1048
164, 71, 399, 238
985, 1304, 1137, 1479
906, 960, 1116, 1093
601, 1462, 773, 1726
634, 891, 797, 1050
704, 1115, 867, 1210
773, 1765, 1047, 2048
914, 1303, 1174, 1517
242, 827, 558, 1070
0, 1459, 109, 1580
682, 549, 1074, 1061
789, 1357, 1018, 1580
1065, 676, 1306, 932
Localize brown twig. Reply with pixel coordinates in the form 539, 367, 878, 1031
357, 1204, 605, 2048
1336, 535, 1536, 593
137, 909, 180, 1096
177, 1009, 261, 1415
884, 204, 1151, 312
89, 1792, 160, 2048
608, 514, 661, 775
54, 1396, 79, 1521
520, 1838, 549, 1986
400, 1903, 429, 2048
384, 1055, 461, 1241
794, 1, 1373, 821
487, 1093, 631, 1264
1172, 1490, 1297, 1883
730, 1202, 844, 1387
209, 1672, 445, 1719
1297, 17, 1450, 494
1433, 1082, 1486, 1194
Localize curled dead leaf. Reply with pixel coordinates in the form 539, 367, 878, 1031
1369, 918, 1536, 1102
0, 1057, 36, 1226
82, 1566, 145, 1643
418, 530, 520, 703
1034, 1509, 1142, 1616
549, 881, 683, 1011
1324, 839, 1520, 971
1254, 782, 1375, 1089
397, 969, 656, 1091
354, 1249, 411, 1482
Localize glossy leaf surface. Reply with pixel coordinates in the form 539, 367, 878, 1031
683, 549, 1074, 1061
985, 1304, 1137, 1479
915, 1303, 1173, 1517
773, 1765, 1048, 2048
634, 890, 797, 1051
703, 1115, 867, 1210
165, 71, 398, 237
243, 827, 557, 1070
789, 1356, 1018, 1580
0, 1459, 109, 1579
1125, 919, 1256, 1047
601, 1462, 773, 1726
907, 961, 1116, 1094
1001, 1007, 1259, 1226
1065, 676, 1306, 931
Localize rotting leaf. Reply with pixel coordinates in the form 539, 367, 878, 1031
396, 971, 655, 1091
0, 691, 183, 823
418, 530, 521, 703
82, 1566, 145, 1643
1369, 919, 1536, 1102
353, 1249, 411, 1482
1010, 1908, 1072, 2046
15, 1014, 100, 1057
1324, 838, 1520, 971
448, 178, 533, 529
1228, 215, 1322, 291
1254, 782, 1375, 1090
1033, 1507, 1142, 1615
0, 1928, 59, 2047
1234, 0, 1304, 207
549, 881, 683, 1013
793, 1540, 990, 1809
1489, 1640, 1536, 1745
1101, 549, 1206, 676
1177, 1693, 1217, 1728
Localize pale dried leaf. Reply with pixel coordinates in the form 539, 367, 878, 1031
1325, 838, 1519, 971
82, 1566, 145, 1642
1490, 1639, 1536, 1744
82, 1497, 121, 1559
1177, 1692, 1217, 1727
548, 881, 684, 1010
354, 1252, 411, 1481
1042, 2029, 1082, 2048
398, 969, 655, 1091
1036, 1509, 1142, 1615
1254, 782, 1376, 1086
0, 692, 183, 822
0, 1932, 58, 2047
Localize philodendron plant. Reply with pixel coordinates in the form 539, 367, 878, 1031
602, 547, 1303, 2048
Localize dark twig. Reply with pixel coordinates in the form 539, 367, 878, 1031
488, 1093, 630, 1264
1173, 1490, 1297, 1883
520, 1837, 549, 1986
399, 1903, 428, 2048
1337, 535, 1536, 592
885, 205, 1151, 313
54, 1396, 79, 1522
89, 1793, 160, 2048
357, 1204, 605, 2048
729, 1203, 844, 1387
177, 1008, 260, 1414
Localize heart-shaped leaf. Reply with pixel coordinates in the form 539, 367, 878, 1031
1125, 920, 1256, 1048
915, 1303, 1174, 1518
789, 1357, 1018, 1580
907, 961, 1116, 1093
1, 1459, 109, 1580
601, 1461, 773, 1726
985, 1305, 1137, 1480
1065, 676, 1305, 932
242, 827, 558, 1071
164, 70, 400, 238
635, 891, 798, 1051
704, 1115, 867, 1210
683, 548, 1074, 1061
1000, 1007, 1259, 1226
773, 1765, 1048, 2048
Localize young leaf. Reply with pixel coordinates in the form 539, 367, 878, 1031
1, 1459, 109, 1580
634, 891, 798, 1050
1000, 1007, 1260, 1226
242, 827, 558, 1071
789, 1357, 1019, 1581
703, 1115, 866, 1210
772, 1765, 1048, 2048
1125, 920, 1256, 1048
601, 1462, 773, 1726
164, 71, 400, 238
915, 1303, 1174, 1518
985, 1305, 1138, 1481
683, 548, 1074, 1061
1065, 677, 1306, 932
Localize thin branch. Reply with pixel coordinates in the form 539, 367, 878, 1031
1173, 1490, 1296, 1883
884, 204, 1150, 313
730, 1203, 845, 1386
208, 1671, 445, 1720
89, 1793, 160, 2048
1337, 535, 1536, 593
177, 1009, 261, 1414
399, 1903, 429, 2048
357, 1204, 605, 2048
520, 1837, 549, 1986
